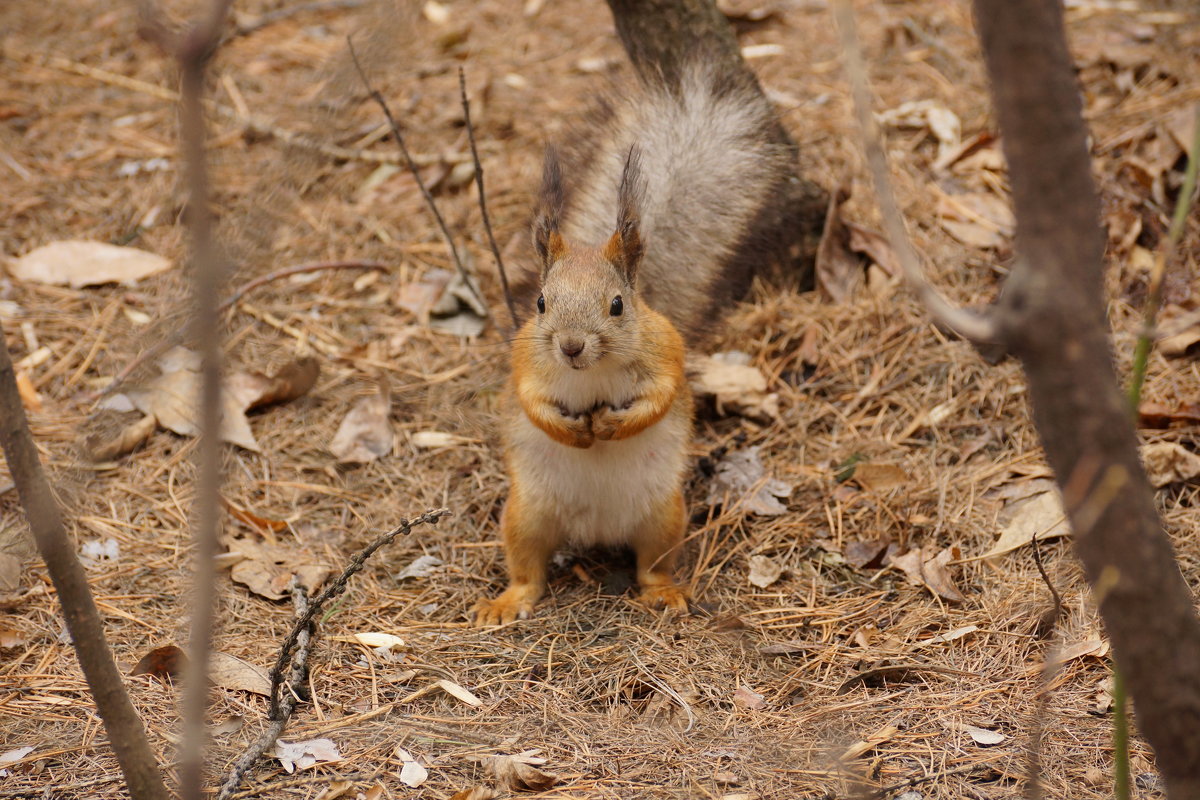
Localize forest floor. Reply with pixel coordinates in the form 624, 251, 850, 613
2, 0, 1200, 798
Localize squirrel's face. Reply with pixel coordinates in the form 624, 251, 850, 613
534, 249, 637, 372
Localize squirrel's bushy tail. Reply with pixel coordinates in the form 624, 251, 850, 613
549, 62, 793, 342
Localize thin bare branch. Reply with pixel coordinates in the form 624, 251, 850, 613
831, 0, 997, 343
138, 1, 235, 797
459, 66, 517, 333
0, 337, 168, 800
346, 37, 485, 312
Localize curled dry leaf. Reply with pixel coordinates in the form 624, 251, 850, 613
0, 621, 32, 649
1138, 401, 1200, 429
436, 678, 483, 707
1141, 442, 1200, 487
329, 382, 392, 463
352, 632, 406, 651
690, 351, 779, 421
15, 370, 40, 412
488, 752, 559, 792
843, 537, 892, 570
130, 644, 186, 681
747, 555, 784, 589
273, 738, 342, 774
964, 724, 1007, 746
7, 240, 172, 288
226, 357, 320, 412
411, 430, 471, 449
399, 759, 429, 787
839, 724, 899, 762
394, 554, 444, 581
85, 414, 157, 462
707, 446, 793, 516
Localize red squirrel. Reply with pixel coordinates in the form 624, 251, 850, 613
474, 63, 790, 625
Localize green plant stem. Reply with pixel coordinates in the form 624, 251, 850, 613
1113, 667, 1132, 800
1128, 105, 1200, 411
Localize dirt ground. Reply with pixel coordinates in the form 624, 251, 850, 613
2, 0, 1199, 798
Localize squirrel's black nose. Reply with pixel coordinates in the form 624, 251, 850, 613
560, 338, 585, 358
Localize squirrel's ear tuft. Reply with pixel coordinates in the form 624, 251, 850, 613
533, 146, 568, 275
604, 145, 644, 285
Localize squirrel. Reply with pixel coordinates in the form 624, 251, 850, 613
473, 62, 791, 625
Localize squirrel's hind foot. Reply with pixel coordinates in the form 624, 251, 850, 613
473, 587, 540, 626
636, 584, 689, 613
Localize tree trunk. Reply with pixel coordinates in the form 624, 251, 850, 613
973, 1, 1200, 795
604, 0, 827, 287
0, 333, 168, 800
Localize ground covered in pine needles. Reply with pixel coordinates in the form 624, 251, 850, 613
2, 0, 1199, 798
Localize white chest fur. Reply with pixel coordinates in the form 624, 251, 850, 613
506, 363, 689, 546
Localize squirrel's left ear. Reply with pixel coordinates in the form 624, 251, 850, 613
604, 146, 644, 286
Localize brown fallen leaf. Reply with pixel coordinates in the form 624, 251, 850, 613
0, 621, 31, 649
209, 652, 271, 696
843, 537, 891, 570
7, 240, 172, 288
852, 462, 908, 492
1138, 401, 1200, 429
124, 347, 260, 452
130, 644, 186, 681
815, 187, 862, 303
447, 788, 498, 800
887, 545, 965, 602
689, 352, 779, 421
1141, 442, 1200, 487
983, 491, 1070, 558
706, 446, 793, 516
226, 357, 320, 412
937, 191, 1014, 249
0, 552, 23, 594
845, 222, 901, 278
732, 685, 766, 709
747, 555, 783, 589
329, 381, 392, 463
488, 752, 558, 792
224, 537, 332, 601
85, 414, 157, 462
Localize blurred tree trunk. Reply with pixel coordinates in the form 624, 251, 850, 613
604, 0, 827, 287
973, 0, 1200, 795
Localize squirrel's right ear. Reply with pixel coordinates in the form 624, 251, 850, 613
532, 146, 568, 276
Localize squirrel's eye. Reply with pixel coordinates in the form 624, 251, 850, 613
610, 295, 623, 316
537, 294, 546, 314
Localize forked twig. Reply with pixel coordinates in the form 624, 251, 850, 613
346, 38, 485, 311
216, 509, 451, 800
459, 66, 517, 332
215, 583, 313, 800
831, 0, 997, 343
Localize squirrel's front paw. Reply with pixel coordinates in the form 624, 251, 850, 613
591, 405, 626, 441
557, 408, 595, 448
